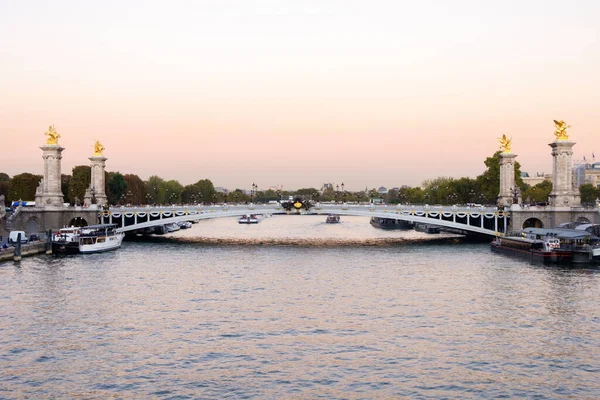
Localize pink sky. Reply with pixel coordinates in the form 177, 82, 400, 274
1, 1, 598, 191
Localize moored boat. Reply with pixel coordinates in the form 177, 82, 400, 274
51, 226, 81, 254
326, 214, 340, 223
239, 214, 259, 224
178, 221, 192, 229
522, 227, 600, 264
490, 233, 572, 264
370, 217, 413, 230
78, 224, 124, 254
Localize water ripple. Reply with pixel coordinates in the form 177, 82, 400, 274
1, 217, 599, 398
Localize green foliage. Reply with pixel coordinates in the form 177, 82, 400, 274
9, 173, 42, 202
522, 180, 552, 204
68, 166, 91, 205
476, 151, 524, 204
145, 176, 166, 205
227, 189, 249, 203
579, 183, 599, 206
0, 173, 9, 206
123, 174, 146, 205
164, 180, 183, 204
107, 172, 128, 205
61, 174, 71, 199
181, 179, 217, 204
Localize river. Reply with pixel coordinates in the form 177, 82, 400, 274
1, 216, 599, 399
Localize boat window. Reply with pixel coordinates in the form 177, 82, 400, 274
97, 237, 105, 243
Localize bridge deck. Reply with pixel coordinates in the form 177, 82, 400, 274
100, 204, 508, 237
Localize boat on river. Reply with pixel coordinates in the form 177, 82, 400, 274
78, 224, 124, 253
326, 214, 340, 223
239, 214, 259, 224
370, 217, 413, 230
522, 227, 600, 264
490, 232, 571, 264
51, 226, 81, 254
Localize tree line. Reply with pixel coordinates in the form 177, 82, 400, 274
2, 151, 599, 207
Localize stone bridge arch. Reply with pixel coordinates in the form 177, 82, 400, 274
522, 217, 543, 229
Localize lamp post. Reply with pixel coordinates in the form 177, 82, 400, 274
251, 183, 257, 203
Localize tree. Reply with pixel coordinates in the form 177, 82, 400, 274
294, 188, 320, 200
61, 174, 71, 200
476, 151, 524, 204
107, 172, 128, 205
522, 180, 552, 204
0, 173, 9, 206
9, 173, 42, 202
227, 189, 249, 203
145, 176, 167, 205
422, 177, 455, 205
68, 166, 91, 205
164, 180, 183, 204
123, 174, 145, 205
195, 179, 216, 204
579, 183, 599, 207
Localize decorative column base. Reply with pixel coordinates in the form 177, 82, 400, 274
37, 144, 66, 209
548, 140, 581, 208
86, 156, 108, 207
498, 152, 517, 207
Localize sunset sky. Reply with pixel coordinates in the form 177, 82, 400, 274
1, 0, 598, 191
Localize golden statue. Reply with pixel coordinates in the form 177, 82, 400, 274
93, 140, 105, 156
553, 119, 570, 140
498, 134, 512, 153
44, 125, 60, 145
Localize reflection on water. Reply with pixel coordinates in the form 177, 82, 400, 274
1, 216, 599, 398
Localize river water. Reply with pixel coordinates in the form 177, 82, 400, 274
1, 216, 599, 399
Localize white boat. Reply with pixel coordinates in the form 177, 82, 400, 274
165, 222, 180, 232
238, 214, 259, 224
78, 224, 124, 253
51, 226, 81, 254
325, 214, 340, 223
178, 221, 192, 229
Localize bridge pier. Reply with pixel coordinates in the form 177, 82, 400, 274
5, 208, 99, 236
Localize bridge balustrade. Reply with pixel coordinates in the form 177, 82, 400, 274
100, 203, 507, 237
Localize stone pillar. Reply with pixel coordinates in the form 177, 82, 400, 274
549, 140, 581, 208
84, 156, 108, 206
35, 144, 65, 209
498, 152, 517, 207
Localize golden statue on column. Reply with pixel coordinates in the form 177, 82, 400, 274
93, 140, 105, 156
44, 125, 60, 145
553, 119, 570, 140
498, 134, 512, 153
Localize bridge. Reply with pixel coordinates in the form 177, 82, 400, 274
4, 122, 600, 239
99, 204, 509, 237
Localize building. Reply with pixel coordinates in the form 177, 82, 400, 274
574, 161, 600, 188
522, 172, 552, 187
321, 183, 333, 193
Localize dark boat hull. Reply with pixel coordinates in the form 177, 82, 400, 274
370, 218, 413, 230
51, 241, 79, 254
491, 242, 572, 264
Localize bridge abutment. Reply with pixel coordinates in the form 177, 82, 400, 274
549, 140, 581, 207
498, 152, 517, 206
84, 156, 108, 206
35, 144, 66, 209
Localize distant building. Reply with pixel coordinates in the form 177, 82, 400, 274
321, 183, 333, 193
574, 161, 600, 188
377, 186, 388, 195
214, 187, 228, 194
522, 172, 551, 187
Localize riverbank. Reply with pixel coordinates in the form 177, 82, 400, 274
0, 242, 48, 262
